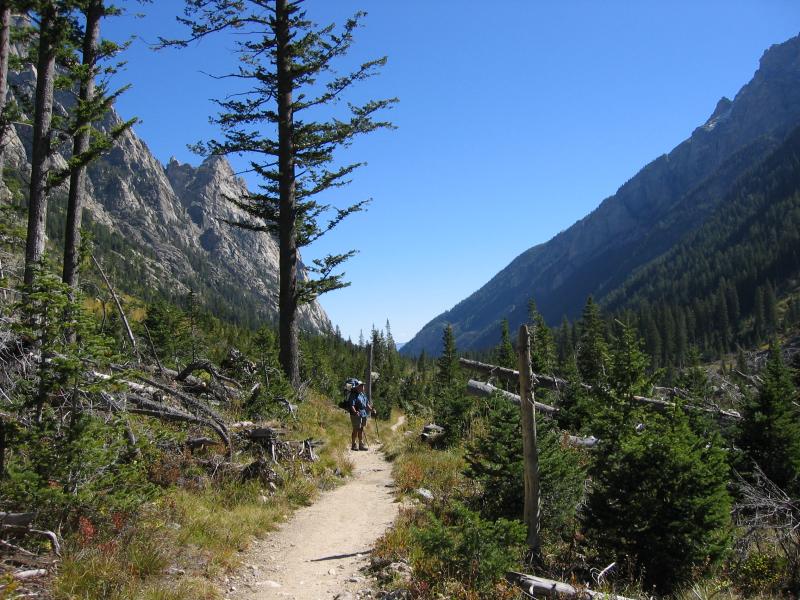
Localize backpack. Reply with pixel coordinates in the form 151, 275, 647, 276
338, 378, 360, 412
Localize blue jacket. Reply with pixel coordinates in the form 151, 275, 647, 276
349, 391, 370, 418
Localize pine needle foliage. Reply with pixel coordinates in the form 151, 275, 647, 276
166, 0, 396, 386
738, 339, 800, 494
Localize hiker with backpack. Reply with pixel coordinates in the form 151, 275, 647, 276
345, 379, 372, 451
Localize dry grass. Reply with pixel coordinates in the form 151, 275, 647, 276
51, 392, 360, 599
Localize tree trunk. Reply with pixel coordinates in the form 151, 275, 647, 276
275, 0, 299, 388
0, 2, 11, 176
365, 343, 373, 402
507, 571, 638, 600
63, 1, 103, 288
518, 324, 541, 557
24, 5, 57, 286
464, 379, 559, 415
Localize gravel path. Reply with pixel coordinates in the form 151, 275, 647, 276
225, 434, 400, 600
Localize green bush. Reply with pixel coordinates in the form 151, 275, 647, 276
734, 551, 784, 596
410, 502, 525, 597
584, 408, 732, 594
464, 394, 586, 546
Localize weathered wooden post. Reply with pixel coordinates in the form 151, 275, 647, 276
518, 324, 541, 557
365, 343, 373, 402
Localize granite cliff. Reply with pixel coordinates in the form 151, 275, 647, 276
2, 52, 330, 332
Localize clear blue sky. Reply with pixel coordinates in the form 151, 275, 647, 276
105, 1, 800, 343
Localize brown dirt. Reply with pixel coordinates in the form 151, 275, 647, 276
225, 432, 400, 599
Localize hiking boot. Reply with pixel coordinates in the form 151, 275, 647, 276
351, 443, 358, 451
359, 444, 369, 451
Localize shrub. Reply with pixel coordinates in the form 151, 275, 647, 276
464, 393, 586, 545
583, 408, 732, 594
410, 502, 525, 597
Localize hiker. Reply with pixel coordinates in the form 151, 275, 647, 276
348, 379, 372, 451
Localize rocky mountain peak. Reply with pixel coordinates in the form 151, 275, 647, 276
757, 33, 800, 75
4, 59, 331, 334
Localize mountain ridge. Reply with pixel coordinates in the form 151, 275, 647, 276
3, 53, 330, 333
402, 32, 800, 356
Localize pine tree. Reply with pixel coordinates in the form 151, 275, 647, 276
435, 324, 469, 445
169, 0, 396, 387
738, 340, 800, 494
24, 2, 76, 285
62, 1, 136, 288
577, 296, 608, 386
557, 315, 573, 366
765, 281, 779, 334
494, 318, 515, 370
0, 2, 12, 177
435, 324, 460, 392
529, 301, 556, 374
584, 408, 731, 593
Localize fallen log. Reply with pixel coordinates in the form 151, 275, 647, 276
12, 568, 47, 580
0, 512, 34, 527
129, 373, 229, 434
100, 392, 232, 458
177, 360, 240, 389
467, 381, 599, 449
460, 358, 741, 420
507, 571, 639, 600
138, 364, 239, 397
466, 380, 559, 416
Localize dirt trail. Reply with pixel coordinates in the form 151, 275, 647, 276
226, 431, 401, 600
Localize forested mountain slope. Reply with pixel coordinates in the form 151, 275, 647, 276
403, 33, 800, 356
602, 122, 800, 363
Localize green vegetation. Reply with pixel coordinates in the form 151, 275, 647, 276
375, 297, 800, 599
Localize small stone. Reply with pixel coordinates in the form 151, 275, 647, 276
257, 580, 281, 588
328, 568, 337, 575
415, 488, 434, 501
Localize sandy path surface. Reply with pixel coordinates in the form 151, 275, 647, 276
226, 440, 399, 600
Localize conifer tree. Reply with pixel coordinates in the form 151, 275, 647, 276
557, 315, 572, 365
529, 301, 555, 374
577, 296, 608, 386
62, 1, 136, 288
494, 318, 515, 370
738, 340, 800, 494
0, 1, 12, 177
169, 0, 396, 387
584, 408, 732, 593
435, 324, 460, 392
435, 324, 469, 444
23, 2, 76, 285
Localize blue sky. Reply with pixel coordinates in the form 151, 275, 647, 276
105, 1, 800, 343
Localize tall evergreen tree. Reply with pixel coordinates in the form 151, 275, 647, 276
577, 296, 608, 386
436, 324, 460, 391
494, 318, 515, 370
24, 2, 75, 285
170, 0, 396, 387
62, 1, 135, 288
738, 340, 800, 494
0, 1, 12, 178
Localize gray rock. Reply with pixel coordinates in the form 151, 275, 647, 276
5, 46, 331, 335
415, 488, 434, 502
